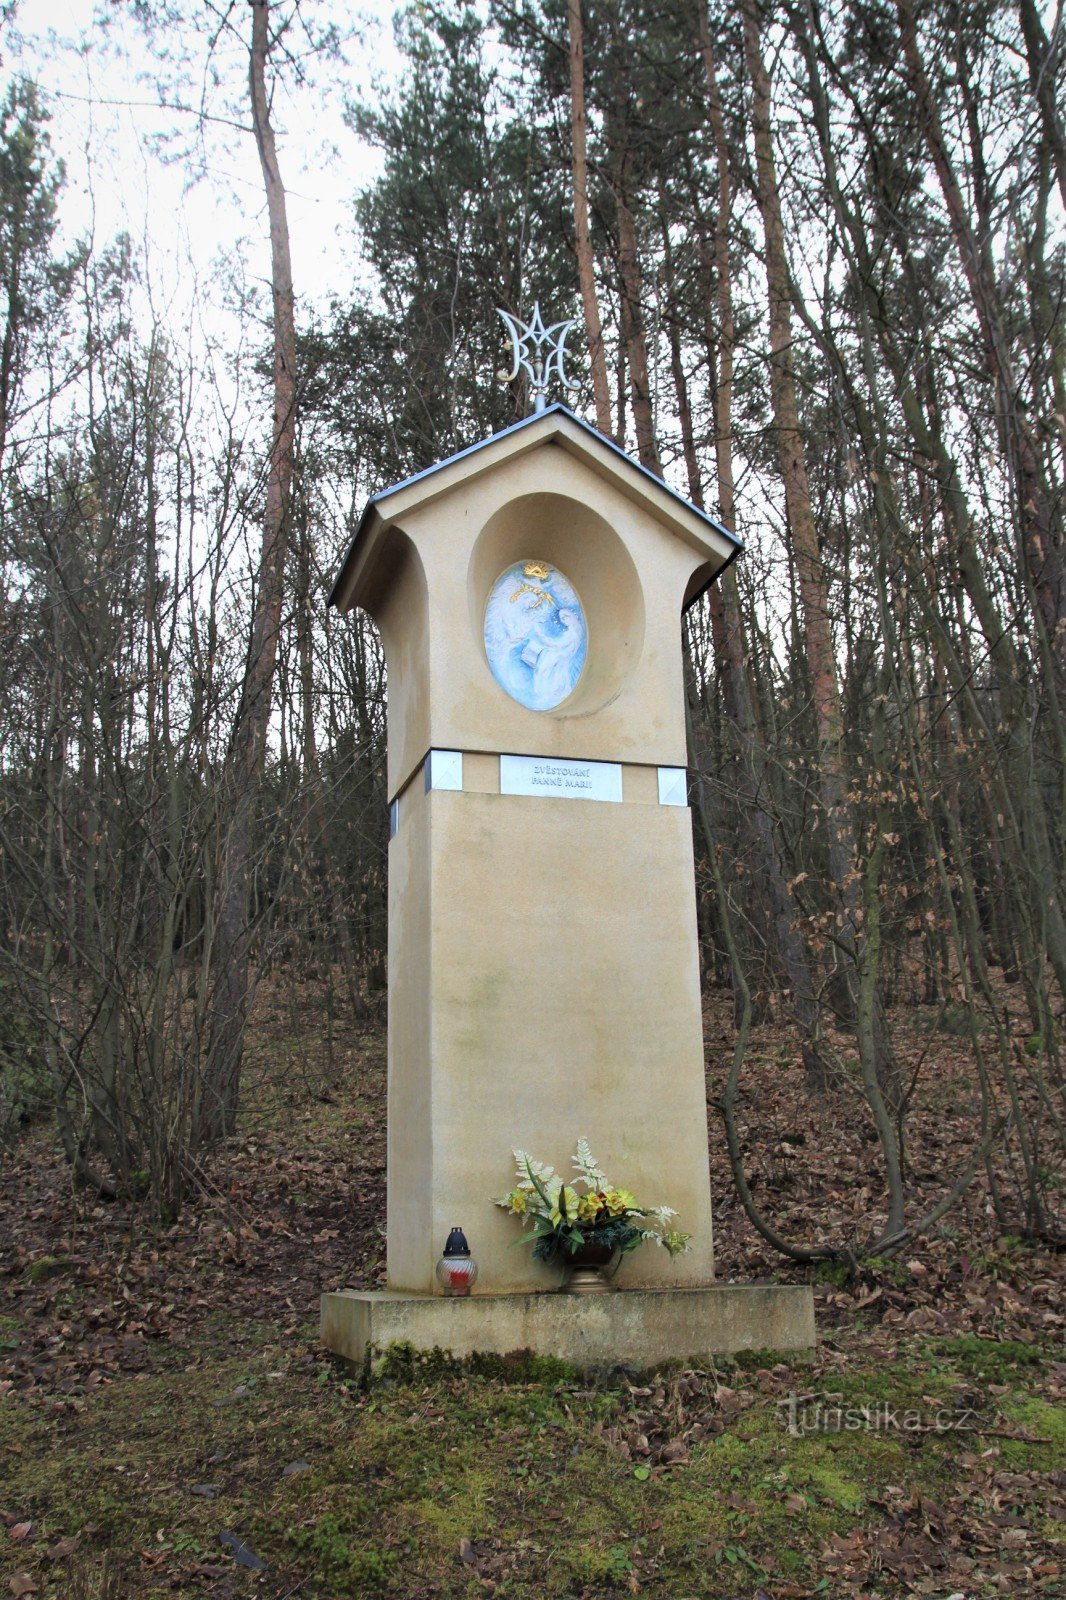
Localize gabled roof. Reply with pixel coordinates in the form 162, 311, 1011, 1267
327, 402, 742, 613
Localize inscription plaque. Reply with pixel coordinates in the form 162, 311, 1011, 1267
500, 753, 622, 803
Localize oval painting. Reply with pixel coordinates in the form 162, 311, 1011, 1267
484, 560, 588, 711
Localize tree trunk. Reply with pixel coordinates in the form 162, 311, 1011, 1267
566, 0, 612, 438
202, 0, 297, 1142
897, 0, 1065, 688
293, 464, 370, 1023
1017, 0, 1066, 215
613, 165, 660, 477
742, 0, 898, 1112
668, 96, 827, 1085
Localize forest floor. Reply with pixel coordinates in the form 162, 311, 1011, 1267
0, 980, 1062, 1600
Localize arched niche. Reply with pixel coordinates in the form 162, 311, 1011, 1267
467, 491, 645, 718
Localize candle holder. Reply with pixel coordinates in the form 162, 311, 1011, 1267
435, 1226, 478, 1296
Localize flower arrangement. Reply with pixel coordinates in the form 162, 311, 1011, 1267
495, 1139, 691, 1262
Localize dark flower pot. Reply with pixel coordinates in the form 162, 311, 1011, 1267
570, 1240, 615, 1267
565, 1238, 620, 1293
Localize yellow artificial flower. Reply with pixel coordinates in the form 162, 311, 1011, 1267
662, 1230, 692, 1258
497, 1144, 691, 1264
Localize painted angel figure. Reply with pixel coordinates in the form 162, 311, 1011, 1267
531, 606, 584, 706
484, 561, 587, 711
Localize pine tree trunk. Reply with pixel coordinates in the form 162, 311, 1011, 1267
678, 24, 828, 1086
741, 0, 899, 1117
566, 0, 612, 437
897, 0, 1065, 688
202, 0, 297, 1142
613, 165, 661, 477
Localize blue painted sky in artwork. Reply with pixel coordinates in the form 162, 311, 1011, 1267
484, 562, 588, 711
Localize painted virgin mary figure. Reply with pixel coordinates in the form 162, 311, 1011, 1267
484, 561, 587, 711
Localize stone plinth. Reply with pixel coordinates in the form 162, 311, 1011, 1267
321, 1285, 815, 1375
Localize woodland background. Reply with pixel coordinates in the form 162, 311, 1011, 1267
0, 0, 1063, 1261
1, 3, 1064, 1596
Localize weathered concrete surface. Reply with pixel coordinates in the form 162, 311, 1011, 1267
385, 776, 716, 1294
354, 433, 726, 1297
321, 1285, 815, 1374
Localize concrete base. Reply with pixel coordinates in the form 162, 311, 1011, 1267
321, 1284, 815, 1375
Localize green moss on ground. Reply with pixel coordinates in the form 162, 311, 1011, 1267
2, 1321, 1063, 1599
923, 1333, 1048, 1384
998, 1395, 1066, 1471
26, 1254, 70, 1285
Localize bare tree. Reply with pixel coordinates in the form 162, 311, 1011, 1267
203, 0, 298, 1141
566, 0, 612, 437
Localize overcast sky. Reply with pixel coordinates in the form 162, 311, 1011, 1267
3, 1, 405, 344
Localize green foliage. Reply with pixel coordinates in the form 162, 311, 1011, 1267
813, 1259, 853, 1288
303, 1, 575, 488
0, 77, 77, 426
530, 1214, 642, 1262
714, 1543, 768, 1578
861, 1255, 910, 1285
565, 1540, 636, 1585
320, 0, 714, 493
500, 1143, 691, 1265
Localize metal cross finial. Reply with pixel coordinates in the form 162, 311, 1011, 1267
497, 302, 580, 414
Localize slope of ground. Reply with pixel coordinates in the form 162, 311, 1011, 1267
0, 981, 1062, 1599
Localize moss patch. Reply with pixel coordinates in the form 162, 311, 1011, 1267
997, 1395, 1066, 1470
26, 1254, 70, 1284
3, 1319, 1064, 1598
369, 1339, 578, 1387
923, 1334, 1048, 1384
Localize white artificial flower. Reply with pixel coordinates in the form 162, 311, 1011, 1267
513, 1149, 557, 1192
572, 1137, 607, 1189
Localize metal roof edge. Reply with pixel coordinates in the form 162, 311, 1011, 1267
327, 403, 742, 610
682, 537, 742, 613
550, 406, 740, 554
